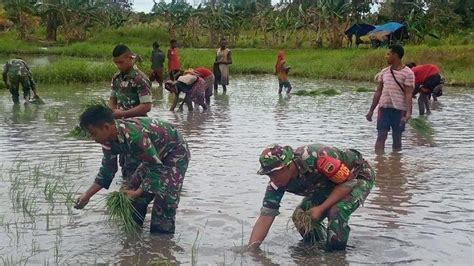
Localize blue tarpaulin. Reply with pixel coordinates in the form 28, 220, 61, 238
345, 24, 376, 37
369, 22, 405, 34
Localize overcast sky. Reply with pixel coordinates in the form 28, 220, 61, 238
133, 0, 281, 13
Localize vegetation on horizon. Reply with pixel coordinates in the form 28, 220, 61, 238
0, 0, 472, 48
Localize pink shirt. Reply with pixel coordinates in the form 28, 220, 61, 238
377, 66, 414, 111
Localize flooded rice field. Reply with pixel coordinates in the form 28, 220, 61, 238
0, 75, 473, 264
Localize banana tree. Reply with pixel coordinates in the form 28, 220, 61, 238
3, 0, 38, 39
318, 0, 351, 48
35, 0, 61, 41
152, 0, 192, 40
195, 4, 232, 46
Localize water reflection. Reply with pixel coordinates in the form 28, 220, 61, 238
372, 153, 413, 229
118, 235, 183, 264
274, 94, 290, 129
0, 76, 473, 264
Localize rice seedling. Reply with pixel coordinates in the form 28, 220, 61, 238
291, 208, 327, 246
31, 238, 40, 255
67, 98, 107, 139
149, 254, 171, 266
29, 96, 45, 105
54, 230, 61, 265
409, 117, 434, 137
105, 191, 141, 234
191, 230, 201, 266
44, 108, 60, 122
1, 254, 30, 266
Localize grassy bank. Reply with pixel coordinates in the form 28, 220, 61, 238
1, 31, 473, 86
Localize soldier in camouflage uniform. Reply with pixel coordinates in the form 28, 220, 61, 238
109, 44, 153, 178
248, 144, 375, 251
2, 58, 40, 104
75, 105, 190, 234
109, 44, 152, 119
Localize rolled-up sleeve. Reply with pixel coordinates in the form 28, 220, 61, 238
94, 145, 118, 189
137, 76, 152, 104
260, 182, 285, 217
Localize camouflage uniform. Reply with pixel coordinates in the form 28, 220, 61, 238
258, 144, 375, 250
2, 59, 36, 104
94, 117, 190, 234
110, 68, 153, 176
110, 68, 152, 111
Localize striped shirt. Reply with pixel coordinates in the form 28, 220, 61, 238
377, 66, 414, 111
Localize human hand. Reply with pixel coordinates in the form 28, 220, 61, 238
74, 194, 90, 209
123, 188, 143, 199
309, 206, 325, 221
112, 109, 125, 119
366, 110, 373, 122
401, 115, 411, 125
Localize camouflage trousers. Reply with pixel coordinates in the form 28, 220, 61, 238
7, 75, 33, 104
292, 166, 375, 251
123, 144, 190, 234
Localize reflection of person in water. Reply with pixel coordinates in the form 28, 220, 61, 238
372, 153, 412, 228
11, 103, 40, 124
274, 95, 290, 130
170, 111, 209, 138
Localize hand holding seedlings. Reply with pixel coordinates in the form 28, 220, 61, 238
123, 188, 144, 199
74, 194, 90, 209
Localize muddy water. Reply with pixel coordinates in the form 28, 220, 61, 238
0, 75, 473, 264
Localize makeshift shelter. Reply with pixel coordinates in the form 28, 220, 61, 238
367, 22, 408, 47
345, 23, 376, 38
345, 23, 376, 47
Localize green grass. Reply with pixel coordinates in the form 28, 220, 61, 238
32, 59, 116, 83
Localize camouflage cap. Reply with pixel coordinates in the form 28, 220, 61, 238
257, 144, 294, 175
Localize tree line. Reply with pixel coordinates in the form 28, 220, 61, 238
1, 0, 472, 47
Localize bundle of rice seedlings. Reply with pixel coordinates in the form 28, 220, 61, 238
355, 87, 373, 93
320, 88, 339, 96
67, 98, 107, 139
293, 209, 313, 236
105, 191, 141, 234
294, 88, 340, 97
30, 96, 45, 105
66, 125, 90, 140
409, 117, 434, 137
292, 208, 327, 245
294, 89, 310, 96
